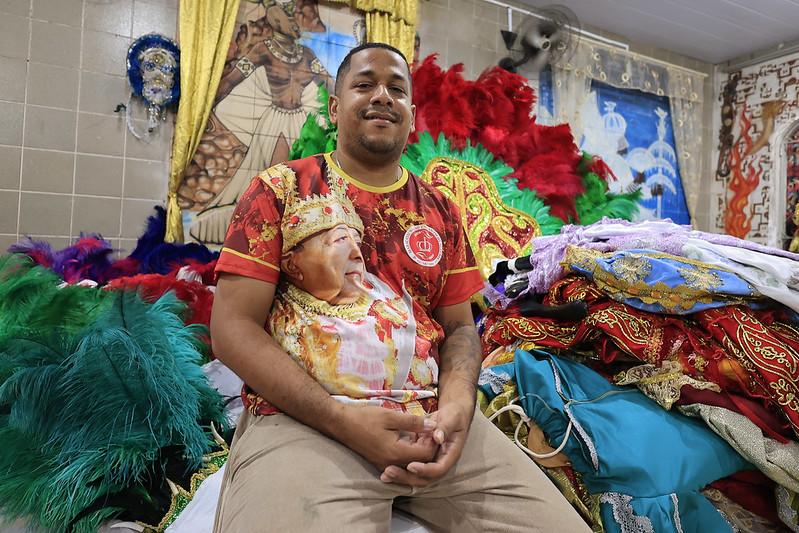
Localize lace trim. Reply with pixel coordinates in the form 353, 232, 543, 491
615, 360, 721, 410
599, 492, 655, 533
478, 369, 512, 395
549, 358, 599, 470
671, 493, 684, 533
777, 485, 799, 533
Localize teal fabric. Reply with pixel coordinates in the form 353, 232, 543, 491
480, 350, 754, 533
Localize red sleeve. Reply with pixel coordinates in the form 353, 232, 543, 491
437, 201, 485, 307
214, 176, 284, 284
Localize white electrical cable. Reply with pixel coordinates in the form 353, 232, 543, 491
486, 399, 574, 459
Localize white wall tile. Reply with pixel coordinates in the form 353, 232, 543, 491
24, 106, 78, 151
32, 0, 83, 27
0, 57, 29, 103
0, 14, 31, 60
30, 19, 81, 68
27, 62, 80, 109
84, 0, 133, 36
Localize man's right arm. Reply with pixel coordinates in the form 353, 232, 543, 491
210, 272, 438, 471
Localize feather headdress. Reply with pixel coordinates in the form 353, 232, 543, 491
287, 54, 640, 228
402, 131, 565, 235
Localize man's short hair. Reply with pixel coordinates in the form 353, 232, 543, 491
334, 42, 411, 96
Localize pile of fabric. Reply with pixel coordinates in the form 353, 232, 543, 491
478, 218, 799, 532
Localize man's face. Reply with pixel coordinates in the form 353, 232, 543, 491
329, 48, 416, 163
284, 224, 366, 305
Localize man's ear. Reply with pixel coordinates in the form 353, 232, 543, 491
409, 103, 416, 134
329, 95, 339, 125
280, 251, 303, 282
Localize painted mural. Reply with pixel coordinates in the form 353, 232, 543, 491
178, 0, 365, 248
581, 81, 690, 224
714, 55, 799, 245
540, 77, 690, 224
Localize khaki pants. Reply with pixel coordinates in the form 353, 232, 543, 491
213, 408, 591, 533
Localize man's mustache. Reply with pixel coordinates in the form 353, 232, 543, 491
359, 106, 401, 124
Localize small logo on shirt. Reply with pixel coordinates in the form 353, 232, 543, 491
404, 225, 442, 267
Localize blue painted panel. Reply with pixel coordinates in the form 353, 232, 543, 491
582, 80, 690, 224
538, 76, 691, 224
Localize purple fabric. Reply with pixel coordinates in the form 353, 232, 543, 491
489, 217, 799, 306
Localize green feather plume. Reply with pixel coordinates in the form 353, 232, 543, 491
0, 422, 118, 533
289, 83, 337, 159
574, 171, 642, 225
0, 254, 112, 344
401, 131, 514, 180
0, 290, 227, 532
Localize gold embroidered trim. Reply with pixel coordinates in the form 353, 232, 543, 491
283, 282, 371, 320
563, 246, 760, 313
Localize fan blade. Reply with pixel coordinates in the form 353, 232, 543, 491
527, 49, 552, 72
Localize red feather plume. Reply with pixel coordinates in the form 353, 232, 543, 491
410, 55, 586, 222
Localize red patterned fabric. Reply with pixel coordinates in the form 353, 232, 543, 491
481, 275, 799, 439
695, 305, 799, 439
710, 471, 782, 526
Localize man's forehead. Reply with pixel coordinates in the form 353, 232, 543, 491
348, 49, 411, 82
351, 67, 409, 84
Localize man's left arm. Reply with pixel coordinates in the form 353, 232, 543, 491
380, 299, 481, 486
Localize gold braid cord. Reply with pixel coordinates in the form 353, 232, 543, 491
420, 157, 540, 282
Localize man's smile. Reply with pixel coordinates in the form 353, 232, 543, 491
361, 108, 400, 124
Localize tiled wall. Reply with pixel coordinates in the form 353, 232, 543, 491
0, 0, 178, 256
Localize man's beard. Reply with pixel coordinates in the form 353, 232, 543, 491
356, 133, 402, 155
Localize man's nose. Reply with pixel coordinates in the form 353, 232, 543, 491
370, 84, 392, 105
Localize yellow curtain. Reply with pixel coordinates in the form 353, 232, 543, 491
328, 0, 417, 62
165, 0, 241, 243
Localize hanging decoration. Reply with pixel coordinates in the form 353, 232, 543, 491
125, 33, 181, 138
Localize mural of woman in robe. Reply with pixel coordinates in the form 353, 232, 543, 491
178, 0, 364, 248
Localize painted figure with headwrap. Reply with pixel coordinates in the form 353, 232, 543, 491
191, 0, 333, 245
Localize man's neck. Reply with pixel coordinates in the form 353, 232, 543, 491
333, 150, 402, 187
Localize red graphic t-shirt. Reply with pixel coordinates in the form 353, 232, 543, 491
215, 153, 484, 415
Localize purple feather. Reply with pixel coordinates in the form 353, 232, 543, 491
8, 237, 54, 267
